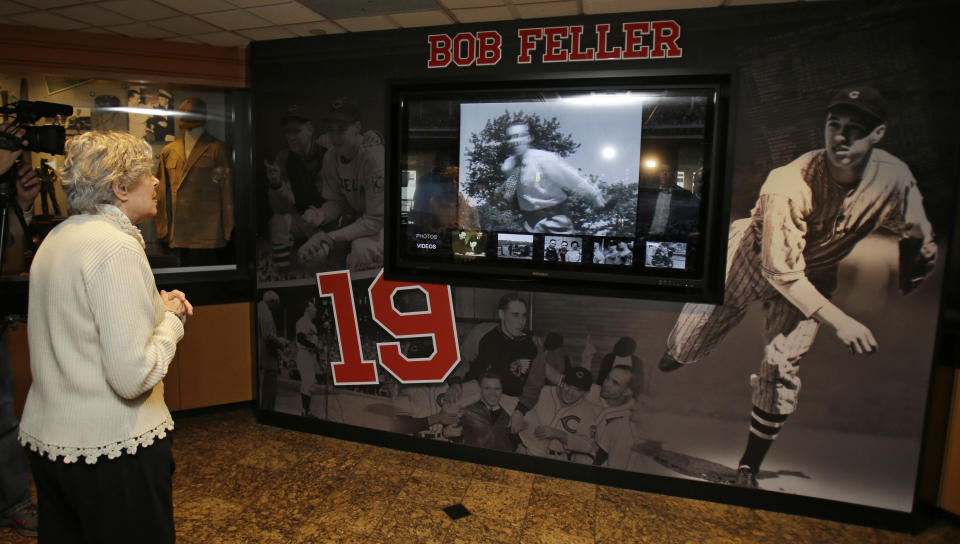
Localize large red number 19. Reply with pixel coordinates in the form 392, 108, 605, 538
368, 270, 461, 383
317, 270, 461, 385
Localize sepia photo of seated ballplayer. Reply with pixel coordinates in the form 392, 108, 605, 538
298, 97, 384, 272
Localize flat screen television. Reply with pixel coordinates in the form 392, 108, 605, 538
385, 74, 732, 302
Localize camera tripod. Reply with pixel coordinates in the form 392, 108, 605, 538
0, 172, 32, 275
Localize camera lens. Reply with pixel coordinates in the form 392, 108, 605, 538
22, 126, 66, 155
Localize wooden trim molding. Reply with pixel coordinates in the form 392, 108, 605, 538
939, 370, 960, 514
0, 24, 247, 88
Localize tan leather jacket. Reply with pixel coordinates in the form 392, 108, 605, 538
155, 132, 234, 248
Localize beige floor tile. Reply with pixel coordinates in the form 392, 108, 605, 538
531, 472, 597, 501
329, 466, 410, 501
397, 468, 472, 507
295, 524, 386, 544
175, 463, 280, 508
461, 478, 531, 523
349, 449, 421, 478
596, 495, 672, 543
174, 496, 249, 544
524, 486, 596, 538
473, 464, 537, 488
418, 453, 480, 479
314, 493, 394, 534
372, 498, 453, 544
121, 406, 954, 544
754, 508, 886, 543
444, 512, 523, 544
235, 438, 308, 471
520, 525, 594, 544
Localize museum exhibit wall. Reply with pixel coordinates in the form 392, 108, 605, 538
250, 0, 959, 526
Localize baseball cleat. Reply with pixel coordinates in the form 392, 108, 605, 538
658, 352, 684, 372
733, 466, 759, 489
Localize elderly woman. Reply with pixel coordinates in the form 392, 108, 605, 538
18, 131, 192, 542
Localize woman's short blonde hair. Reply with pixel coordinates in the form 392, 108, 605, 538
60, 131, 154, 215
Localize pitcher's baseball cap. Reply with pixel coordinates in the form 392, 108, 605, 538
827, 87, 886, 125
613, 336, 637, 357
324, 97, 361, 126
564, 366, 593, 392
280, 104, 310, 125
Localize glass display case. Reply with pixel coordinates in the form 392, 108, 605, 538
0, 71, 252, 312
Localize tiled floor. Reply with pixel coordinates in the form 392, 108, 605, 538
3, 406, 959, 543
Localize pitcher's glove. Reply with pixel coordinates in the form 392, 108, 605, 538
898, 237, 937, 295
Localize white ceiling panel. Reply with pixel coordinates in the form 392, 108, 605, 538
225, 0, 291, 7
107, 21, 178, 39
154, 0, 236, 15
439, 0, 505, 8
651, 0, 724, 8
150, 14, 222, 34
283, 20, 345, 36
0, 0, 31, 15
247, 2, 325, 25
53, 4, 135, 26
236, 25, 298, 40
336, 14, 397, 32
390, 9, 452, 28
195, 8, 271, 30
10, 0, 80, 9
7, 11, 88, 29
516, 1, 578, 19
99, 1, 181, 21
1, 0, 804, 47
167, 34, 203, 43
297, 0, 439, 19
584, 0, 723, 13
452, 5, 512, 23
193, 29, 250, 46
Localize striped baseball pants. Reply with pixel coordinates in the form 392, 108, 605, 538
665, 219, 836, 415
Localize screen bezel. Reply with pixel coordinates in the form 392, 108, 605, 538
385, 73, 733, 303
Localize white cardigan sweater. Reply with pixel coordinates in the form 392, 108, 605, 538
19, 205, 184, 464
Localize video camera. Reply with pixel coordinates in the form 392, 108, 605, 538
0, 100, 74, 155
1, 100, 73, 273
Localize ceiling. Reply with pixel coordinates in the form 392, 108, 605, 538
0, 0, 806, 48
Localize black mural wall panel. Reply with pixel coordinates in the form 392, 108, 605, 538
251, 0, 958, 520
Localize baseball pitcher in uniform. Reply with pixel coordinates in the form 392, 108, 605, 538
257, 290, 288, 411
500, 122, 607, 234
659, 87, 937, 487
295, 299, 321, 418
